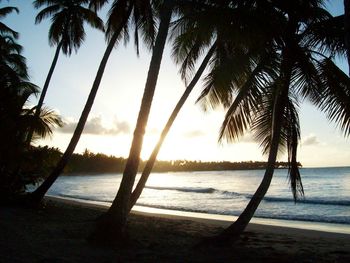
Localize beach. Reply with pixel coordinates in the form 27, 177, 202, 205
1, 196, 350, 263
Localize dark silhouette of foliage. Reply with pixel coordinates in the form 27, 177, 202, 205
0, 0, 19, 39
196, 0, 350, 243
0, 3, 62, 201
27, 0, 104, 145
25, 147, 296, 175
30, 0, 157, 204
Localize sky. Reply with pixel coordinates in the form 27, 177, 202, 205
2, 0, 350, 167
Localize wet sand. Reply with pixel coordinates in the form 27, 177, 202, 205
1, 196, 349, 262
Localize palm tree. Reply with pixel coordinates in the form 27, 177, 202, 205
127, 0, 265, 209
0, 81, 62, 199
89, 1, 280, 244
0, 34, 62, 200
0, 0, 19, 39
199, 0, 350, 243
128, 43, 216, 209
30, 0, 156, 203
26, 0, 105, 144
90, 0, 174, 245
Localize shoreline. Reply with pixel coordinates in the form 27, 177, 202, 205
1, 196, 350, 262
49, 195, 350, 235
61, 165, 350, 176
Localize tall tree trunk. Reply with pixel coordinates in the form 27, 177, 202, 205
29, 19, 129, 204
90, 1, 173, 245
345, 0, 350, 75
26, 42, 62, 145
128, 43, 216, 210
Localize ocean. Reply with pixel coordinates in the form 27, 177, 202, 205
46, 167, 350, 229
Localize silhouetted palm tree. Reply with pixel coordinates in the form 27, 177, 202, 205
0, 80, 62, 199
30, 0, 156, 203
127, 0, 266, 209
90, 0, 173, 245
129, 44, 216, 209
0, 32, 62, 199
200, 0, 350, 242
91, 0, 276, 244
26, 0, 104, 144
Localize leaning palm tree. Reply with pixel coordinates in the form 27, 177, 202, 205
127, 0, 269, 210
199, 0, 350, 242
26, 0, 104, 144
90, 0, 174, 245
0, 0, 19, 39
30, 0, 156, 203
91, 0, 276, 244
128, 43, 216, 210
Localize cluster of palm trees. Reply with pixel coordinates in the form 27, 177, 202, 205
0, 0, 62, 200
2, 0, 350, 245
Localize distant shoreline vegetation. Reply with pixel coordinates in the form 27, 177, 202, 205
31, 147, 300, 176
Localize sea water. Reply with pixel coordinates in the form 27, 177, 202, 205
46, 167, 350, 226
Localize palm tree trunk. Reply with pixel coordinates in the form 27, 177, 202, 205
26, 42, 62, 145
213, 100, 284, 242
91, 1, 173, 245
217, 135, 280, 241
128, 44, 216, 211
29, 21, 129, 204
211, 55, 293, 243
345, 0, 350, 75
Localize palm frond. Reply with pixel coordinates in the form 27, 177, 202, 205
89, 0, 109, 12
22, 107, 63, 139
251, 89, 275, 155
315, 58, 350, 136
218, 52, 278, 143
172, 31, 214, 84
35, 4, 61, 24
0, 5, 19, 38
78, 6, 105, 31
134, 0, 156, 52
48, 10, 67, 47
303, 15, 346, 57
106, 0, 131, 41
33, 0, 61, 9
285, 98, 304, 201
291, 45, 324, 100
0, 6, 19, 18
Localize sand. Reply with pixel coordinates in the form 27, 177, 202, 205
1, 197, 350, 263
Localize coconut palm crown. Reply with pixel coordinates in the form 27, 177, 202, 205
33, 0, 104, 55
197, 0, 349, 200
25, 0, 104, 146
187, 0, 350, 241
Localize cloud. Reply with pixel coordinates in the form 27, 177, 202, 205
58, 116, 130, 135
302, 134, 320, 146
